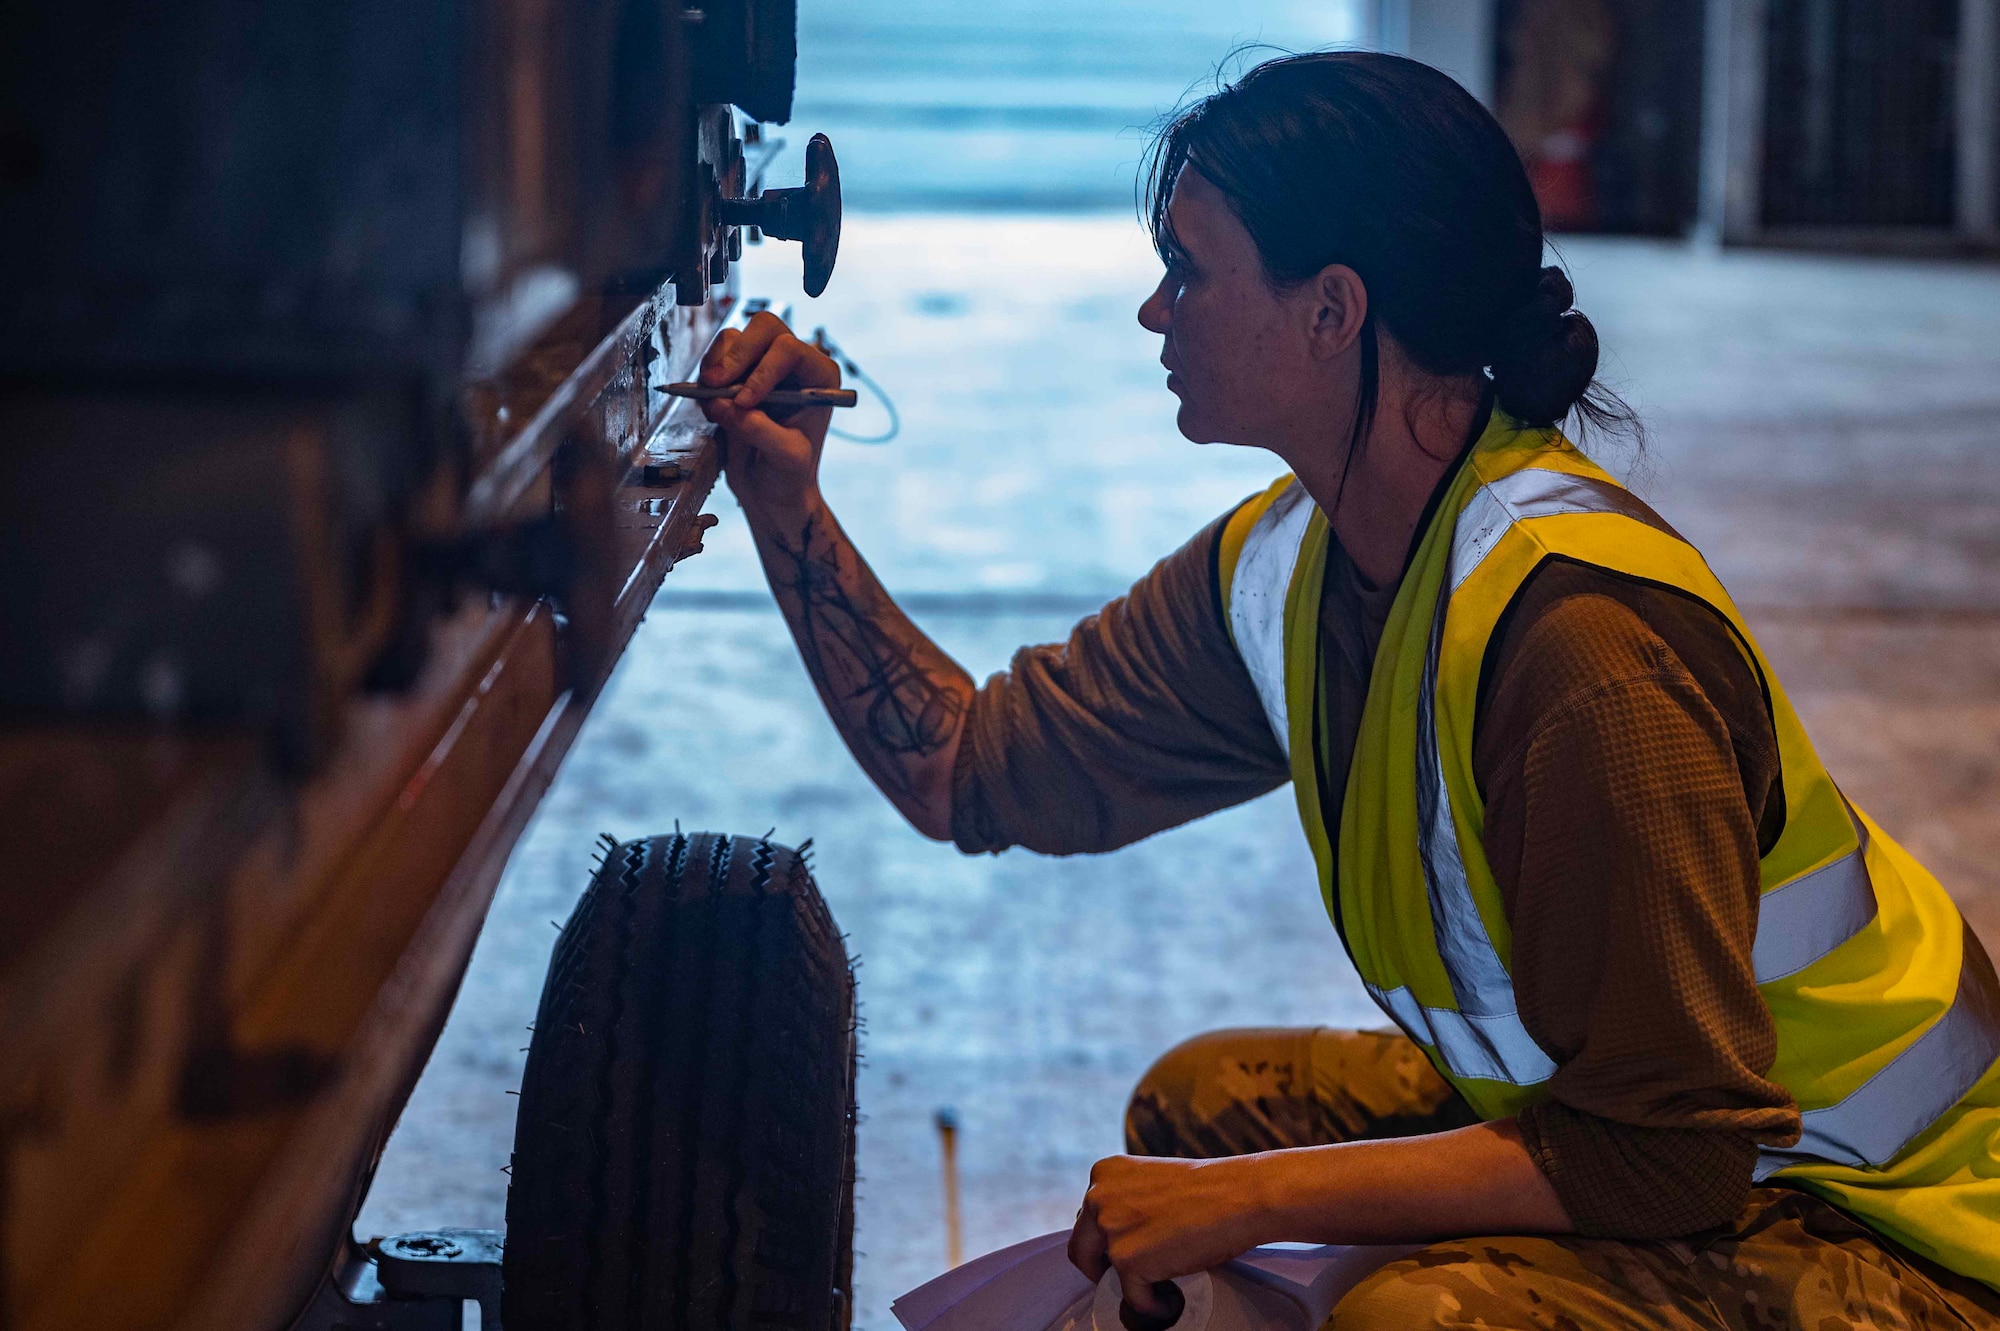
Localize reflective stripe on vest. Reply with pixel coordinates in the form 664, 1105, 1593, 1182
1228, 480, 1315, 760
1752, 804, 1877, 983
1363, 980, 1556, 1085
1755, 920, 2000, 1178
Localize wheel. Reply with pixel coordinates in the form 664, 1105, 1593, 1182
503, 832, 857, 1331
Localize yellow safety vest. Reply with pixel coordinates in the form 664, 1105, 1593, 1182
1217, 410, 2000, 1285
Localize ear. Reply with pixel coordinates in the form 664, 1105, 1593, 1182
1304, 264, 1369, 361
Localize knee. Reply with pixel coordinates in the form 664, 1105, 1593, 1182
1123, 1027, 1307, 1157
1125, 1031, 1220, 1156
1329, 1245, 1573, 1331
1329, 1271, 1459, 1331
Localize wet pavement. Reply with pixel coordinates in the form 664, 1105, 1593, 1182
356, 216, 2000, 1327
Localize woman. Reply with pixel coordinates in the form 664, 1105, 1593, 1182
700, 52, 2000, 1328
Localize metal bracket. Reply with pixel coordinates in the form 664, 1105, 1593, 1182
290, 1231, 502, 1330
377, 1230, 504, 1324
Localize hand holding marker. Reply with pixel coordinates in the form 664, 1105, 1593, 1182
660, 327, 898, 443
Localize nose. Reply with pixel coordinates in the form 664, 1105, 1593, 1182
1137, 273, 1173, 336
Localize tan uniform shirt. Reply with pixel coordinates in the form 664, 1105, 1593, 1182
950, 500, 1802, 1238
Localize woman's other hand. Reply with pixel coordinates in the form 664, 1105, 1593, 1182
1067, 1155, 1272, 1320
1069, 1125, 1572, 1310
698, 310, 842, 525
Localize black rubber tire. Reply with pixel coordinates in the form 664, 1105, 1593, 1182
503, 832, 857, 1331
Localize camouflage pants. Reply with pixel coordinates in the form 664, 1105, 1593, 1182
1125, 1027, 2000, 1330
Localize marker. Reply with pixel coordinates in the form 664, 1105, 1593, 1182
657, 382, 859, 408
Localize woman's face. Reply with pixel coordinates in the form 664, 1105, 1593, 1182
1137, 166, 1322, 449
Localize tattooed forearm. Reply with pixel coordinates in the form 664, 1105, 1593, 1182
764, 507, 971, 807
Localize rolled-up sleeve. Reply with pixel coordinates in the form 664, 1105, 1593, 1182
951, 514, 1289, 856
1478, 582, 1802, 1237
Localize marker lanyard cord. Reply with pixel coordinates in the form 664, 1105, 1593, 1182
812, 328, 901, 445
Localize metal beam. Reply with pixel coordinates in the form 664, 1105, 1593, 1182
1373, 0, 1411, 53
1404, 0, 1496, 106
1960, 0, 2000, 240
1700, 0, 1769, 245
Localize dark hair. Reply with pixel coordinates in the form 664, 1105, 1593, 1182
1143, 50, 1633, 440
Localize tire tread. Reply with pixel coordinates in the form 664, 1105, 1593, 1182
504, 832, 855, 1331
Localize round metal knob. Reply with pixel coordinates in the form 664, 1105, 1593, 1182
720, 132, 842, 297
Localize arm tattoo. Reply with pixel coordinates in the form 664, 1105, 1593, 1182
772, 511, 965, 797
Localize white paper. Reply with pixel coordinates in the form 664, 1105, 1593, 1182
893, 1235, 1420, 1331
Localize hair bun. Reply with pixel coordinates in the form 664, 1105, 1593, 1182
1490, 264, 1598, 427
1531, 265, 1574, 319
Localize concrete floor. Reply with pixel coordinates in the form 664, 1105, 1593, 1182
356, 218, 2000, 1328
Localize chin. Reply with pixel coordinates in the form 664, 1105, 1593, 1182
1173, 401, 1211, 443
1174, 403, 1233, 447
